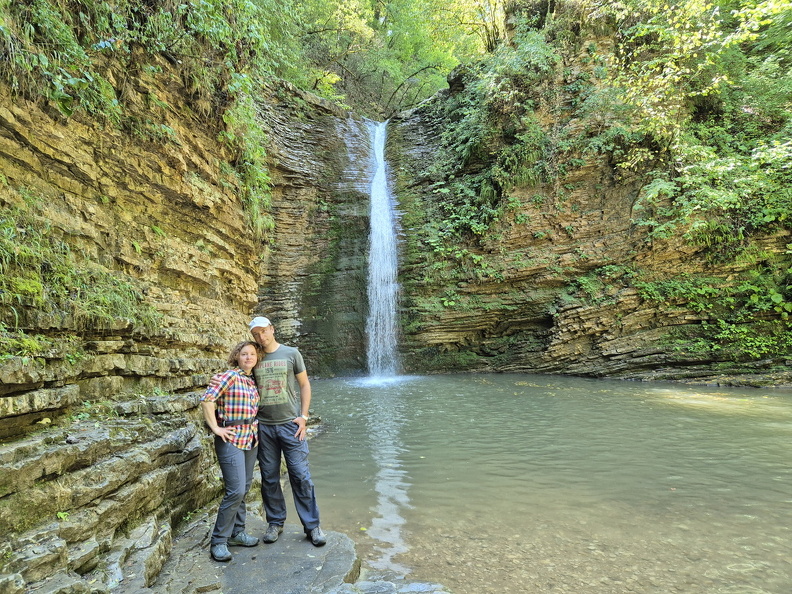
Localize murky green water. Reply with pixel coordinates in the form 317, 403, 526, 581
305, 374, 792, 593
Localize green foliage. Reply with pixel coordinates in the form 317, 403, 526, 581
636, 264, 792, 360
0, 0, 288, 239
0, 324, 48, 360
562, 259, 792, 362
635, 274, 722, 312
606, 1, 792, 252
219, 87, 275, 237
570, 86, 645, 159
568, 265, 638, 304
417, 21, 563, 246
2, 0, 791, 372
695, 319, 792, 359
396, 1, 791, 377
0, 0, 123, 120
0, 324, 86, 363
297, 0, 502, 116
632, 129, 792, 254
491, 114, 547, 190
418, 217, 505, 282
69, 399, 119, 421
0, 192, 161, 338
0, 1, 519, 236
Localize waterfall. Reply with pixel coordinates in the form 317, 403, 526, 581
366, 120, 400, 377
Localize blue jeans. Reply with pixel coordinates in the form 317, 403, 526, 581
212, 437, 257, 545
257, 422, 320, 532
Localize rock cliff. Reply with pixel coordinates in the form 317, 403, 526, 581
386, 8, 792, 386
0, 59, 370, 590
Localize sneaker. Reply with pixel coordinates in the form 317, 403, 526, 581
210, 543, 232, 562
308, 526, 327, 547
262, 524, 284, 543
228, 531, 259, 547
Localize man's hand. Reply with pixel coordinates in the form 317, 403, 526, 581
208, 374, 222, 390
293, 417, 307, 441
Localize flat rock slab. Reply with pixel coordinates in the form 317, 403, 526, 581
143, 511, 359, 594
123, 504, 450, 594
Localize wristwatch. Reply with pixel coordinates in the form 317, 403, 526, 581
301, 415, 309, 421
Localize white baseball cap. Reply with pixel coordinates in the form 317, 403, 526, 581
248, 316, 272, 330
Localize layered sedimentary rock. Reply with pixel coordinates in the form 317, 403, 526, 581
388, 77, 792, 386
256, 86, 372, 375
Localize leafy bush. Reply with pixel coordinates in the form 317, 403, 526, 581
615, 1, 792, 252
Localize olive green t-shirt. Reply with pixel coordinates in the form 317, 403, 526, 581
253, 344, 306, 425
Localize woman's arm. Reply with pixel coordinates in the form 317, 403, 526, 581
201, 400, 234, 442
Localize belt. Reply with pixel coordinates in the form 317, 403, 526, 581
218, 416, 257, 427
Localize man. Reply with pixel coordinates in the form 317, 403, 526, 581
248, 316, 326, 547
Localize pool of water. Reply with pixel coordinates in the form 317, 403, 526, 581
303, 374, 792, 593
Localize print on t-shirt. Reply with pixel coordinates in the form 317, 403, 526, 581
257, 359, 290, 407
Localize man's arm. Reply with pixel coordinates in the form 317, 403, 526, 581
293, 370, 311, 441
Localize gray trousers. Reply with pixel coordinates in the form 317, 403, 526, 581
258, 422, 320, 532
211, 436, 257, 545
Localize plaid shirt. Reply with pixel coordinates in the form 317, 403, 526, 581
201, 368, 259, 450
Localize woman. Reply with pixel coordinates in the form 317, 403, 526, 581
200, 340, 261, 561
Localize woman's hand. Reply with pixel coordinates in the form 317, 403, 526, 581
212, 425, 234, 442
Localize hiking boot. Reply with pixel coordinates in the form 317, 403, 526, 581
308, 526, 327, 547
210, 543, 232, 562
228, 531, 259, 547
262, 524, 284, 543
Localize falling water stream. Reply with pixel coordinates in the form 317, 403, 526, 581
365, 120, 400, 379
357, 119, 413, 578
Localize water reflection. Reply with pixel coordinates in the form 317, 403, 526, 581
351, 376, 415, 575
